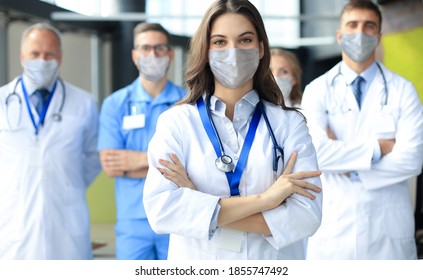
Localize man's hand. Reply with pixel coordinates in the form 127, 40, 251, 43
326, 126, 337, 140
378, 139, 395, 157
99, 149, 148, 177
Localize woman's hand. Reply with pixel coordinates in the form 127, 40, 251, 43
157, 153, 196, 190
261, 151, 322, 211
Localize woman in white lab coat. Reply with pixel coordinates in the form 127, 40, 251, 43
143, 0, 322, 260
0, 23, 101, 259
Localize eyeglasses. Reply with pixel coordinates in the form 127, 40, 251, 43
134, 44, 170, 56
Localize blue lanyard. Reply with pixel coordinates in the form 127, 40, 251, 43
197, 96, 262, 196
21, 77, 58, 135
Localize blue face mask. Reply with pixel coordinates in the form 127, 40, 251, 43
209, 48, 259, 89
340, 32, 379, 63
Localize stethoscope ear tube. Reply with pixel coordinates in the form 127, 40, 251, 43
5, 77, 66, 130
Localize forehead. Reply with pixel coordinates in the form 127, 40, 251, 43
270, 55, 290, 68
135, 30, 168, 44
340, 8, 380, 26
210, 13, 256, 36
24, 29, 59, 45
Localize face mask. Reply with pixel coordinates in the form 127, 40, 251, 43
340, 32, 378, 63
23, 59, 59, 88
137, 55, 169, 82
275, 76, 293, 100
209, 48, 259, 89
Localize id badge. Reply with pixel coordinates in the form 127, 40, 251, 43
122, 114, 145, 130
217, 228, 244, 252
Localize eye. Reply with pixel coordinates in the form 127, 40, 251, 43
211, 39, 225, 46
240, 37, 253, 44
346, 21, 358, 29
30, 51, 40, 58
365, 22, 377, 31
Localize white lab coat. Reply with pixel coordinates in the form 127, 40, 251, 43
301, 62, 423, 259
143, 95, 322, 260
0, 77, 101, 259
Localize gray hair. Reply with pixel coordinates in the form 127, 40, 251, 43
21, 22, 62, 49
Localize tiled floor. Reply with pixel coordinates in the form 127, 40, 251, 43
91, 224, 116, 260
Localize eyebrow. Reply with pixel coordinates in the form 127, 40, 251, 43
210, 31, 256, 39
346, 19, 377, 26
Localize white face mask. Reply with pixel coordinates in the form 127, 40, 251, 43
340, 32, 379, 63
275, 76, 293, 100
209, 48, 259, 89
23, 59, 59, 88
137, 55, 169, 82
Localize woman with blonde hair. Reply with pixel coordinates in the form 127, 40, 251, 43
270, 48, 303, 107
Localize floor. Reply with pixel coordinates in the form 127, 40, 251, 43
91, 224, 116, 260
90, 224, 423, 260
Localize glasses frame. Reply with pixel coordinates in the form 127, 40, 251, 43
134, 44, 170, 56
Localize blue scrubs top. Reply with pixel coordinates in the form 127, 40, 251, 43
98, 77, 186, 219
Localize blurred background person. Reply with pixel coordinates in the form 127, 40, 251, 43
97, 22, 186, 260
270, 47, 303, 107
0, 23, 101, 259
302, 0, 423, 259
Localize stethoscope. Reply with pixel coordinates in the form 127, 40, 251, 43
327, 62, 388, 112
198, 95, 284, 183
5, 76, 66, 132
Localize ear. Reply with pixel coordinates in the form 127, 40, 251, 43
292, 76, 297, 87
336, 29, 342, 46
259, 42, 264, 59
376, 32, 382, 46
131, 49, 138, 67
56, 51, 63, 67
168, 48, 175, 63
20, 53, 24, 67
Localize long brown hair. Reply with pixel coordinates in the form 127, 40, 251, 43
179, 0, 286, 108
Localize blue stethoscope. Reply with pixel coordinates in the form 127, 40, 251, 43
197, 95, 284, 196
327, 62, 388, 111
5, 76, 66, 133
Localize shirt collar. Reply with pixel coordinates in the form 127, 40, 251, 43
209, 89, 259, 122
132, 77, 180, 105
340, 61, 378, 85
22, 74, 56, 96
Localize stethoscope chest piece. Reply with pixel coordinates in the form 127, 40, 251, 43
52, 113, 62, 122
215, 155, 234, 172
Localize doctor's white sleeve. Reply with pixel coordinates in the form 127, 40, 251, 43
301, 79, 374, 173
262, 111, 323, 249
143, 108, 220, 240
358, 81, 423, 189
82, 97, 102, 187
